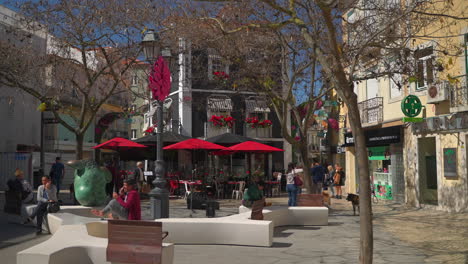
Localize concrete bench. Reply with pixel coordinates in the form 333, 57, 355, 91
17, 207, 175, 264
238, 205, 329, 226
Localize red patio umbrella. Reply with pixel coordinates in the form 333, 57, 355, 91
227, 141, 284, 153
93, 137, 148, 150
226, 141, 284, 179
163, 138, 227, 150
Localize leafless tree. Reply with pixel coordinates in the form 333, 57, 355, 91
172, 0, 467, 263
0, 0, 161, 159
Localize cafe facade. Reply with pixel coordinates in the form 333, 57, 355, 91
342, 125, 405, 203
405, 112, 468, 213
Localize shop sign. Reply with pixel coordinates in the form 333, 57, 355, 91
368, 146, 391, 160
412, 112, 468, 134
343, 126, 401, 147
443, 148, 457, 178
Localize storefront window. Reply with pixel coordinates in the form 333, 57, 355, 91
368, 146, 393, 200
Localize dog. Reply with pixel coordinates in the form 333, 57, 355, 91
346, 193, 360, 216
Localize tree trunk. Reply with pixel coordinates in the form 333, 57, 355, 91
76, 133, 84, 160
298, 141, 314, 194
347, 102, 373, 264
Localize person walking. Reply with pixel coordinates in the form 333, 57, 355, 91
326, 165, 336, 198
25, 176, 58, 234
334, 164, 346, 199
286, 163, 299, 206
91, 179, 141, 220
310, 162, 325, 194
50, 157, 65, 196
132, 161, 145, 191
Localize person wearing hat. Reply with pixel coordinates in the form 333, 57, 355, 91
91, 179, 141, 220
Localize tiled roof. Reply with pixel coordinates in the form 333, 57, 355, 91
208, 98, 233, 111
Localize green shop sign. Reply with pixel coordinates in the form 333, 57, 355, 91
368, 146, 390, 160
401, 95, 424, 122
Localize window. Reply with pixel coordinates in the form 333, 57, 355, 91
132, 75, 138, 85
208, 55, 229, 80
389, 74, 402, 99
71, 87, 78, 98
415, 46, 435, 90
131, 129, 137, 139
366, 78, 379, 100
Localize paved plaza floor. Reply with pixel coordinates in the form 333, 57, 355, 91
0, 191, 467, 264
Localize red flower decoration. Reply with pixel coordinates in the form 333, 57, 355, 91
209, 115, 235, 128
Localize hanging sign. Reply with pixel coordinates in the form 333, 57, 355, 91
401, 95, 424, 122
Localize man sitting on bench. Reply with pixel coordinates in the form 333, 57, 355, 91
24, 176, 58, 234
92, 179, 141, 220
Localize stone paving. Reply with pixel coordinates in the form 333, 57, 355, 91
0, 192, 467, 263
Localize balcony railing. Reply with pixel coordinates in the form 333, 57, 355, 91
358, 97, 383, 126
450, 76, 468, 112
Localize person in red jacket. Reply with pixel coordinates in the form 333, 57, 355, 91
91, 179, 141, 220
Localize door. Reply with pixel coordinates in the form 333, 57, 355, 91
418, 137, 438, 205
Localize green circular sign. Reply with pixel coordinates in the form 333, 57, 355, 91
401, 95, 422, 117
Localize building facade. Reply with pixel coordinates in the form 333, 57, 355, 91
343, 0, 468, 212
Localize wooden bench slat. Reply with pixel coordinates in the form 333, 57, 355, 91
107, 219, 164, 264
297, 194, 324, 206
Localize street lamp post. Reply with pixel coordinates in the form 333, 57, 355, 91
142, 30, 172, 219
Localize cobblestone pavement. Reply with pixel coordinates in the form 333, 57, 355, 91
1, 192, 467, 263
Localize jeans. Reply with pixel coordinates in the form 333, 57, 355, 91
30, 201, 48, 231
102, 199, 128, 219
312, 181, 323, 194
286, 184, 298, 206
52, 177, 61, 195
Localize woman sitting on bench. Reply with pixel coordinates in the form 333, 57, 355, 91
91, 179, 141, 220
242, 180, 265, 208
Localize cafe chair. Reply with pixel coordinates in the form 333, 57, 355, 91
232, 181, 245, 200
215, 181, 224, 199
183, 182, 191, 200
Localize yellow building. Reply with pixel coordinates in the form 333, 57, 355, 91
342, 0, 467, 212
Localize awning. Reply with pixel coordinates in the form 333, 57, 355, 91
245, 100, 270, 113
208, 97, 232, 112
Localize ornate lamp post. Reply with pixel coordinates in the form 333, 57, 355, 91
142, 30, 172, 219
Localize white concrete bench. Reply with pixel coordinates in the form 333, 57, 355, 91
17, 223, 174, 264
158, 205, 328, 247
18, 206, 175, 264
238, 205, 329, 227
158, 214, 274, 247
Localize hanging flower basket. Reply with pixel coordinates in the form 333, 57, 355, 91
144, 125, 157, 135
209, 115, 235, 128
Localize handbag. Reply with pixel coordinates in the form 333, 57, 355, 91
293, 170, 303, 187
334, 173, 341, 185
47, 202, 60, 213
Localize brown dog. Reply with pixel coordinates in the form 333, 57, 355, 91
346, 193, 360, 215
